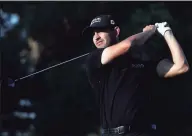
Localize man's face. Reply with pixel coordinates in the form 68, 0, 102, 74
92, 28, 115, 49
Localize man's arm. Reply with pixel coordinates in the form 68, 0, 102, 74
101, 25, 156, 65
156, 23, 189, 78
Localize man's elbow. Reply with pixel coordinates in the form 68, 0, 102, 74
101, 40, 132, 65
178, 63, 190, 74
173, 63, 190, 76
162, 63, 190, 78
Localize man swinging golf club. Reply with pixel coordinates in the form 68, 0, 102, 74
83, 15, 189, 136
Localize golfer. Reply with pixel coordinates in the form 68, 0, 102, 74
83, 15, 189, 136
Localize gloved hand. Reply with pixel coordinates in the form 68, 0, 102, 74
155, 22, 172, 36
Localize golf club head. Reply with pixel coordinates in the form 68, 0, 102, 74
8, 78, 16, 88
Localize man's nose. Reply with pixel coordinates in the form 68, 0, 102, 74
94, 32, 100, 40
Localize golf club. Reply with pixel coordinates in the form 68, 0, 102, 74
7, 52, 90, 87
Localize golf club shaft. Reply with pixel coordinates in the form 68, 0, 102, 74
14, 52, 90, 82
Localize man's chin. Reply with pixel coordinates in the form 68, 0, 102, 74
97, 46, 104, 49
96, 44, 108, 49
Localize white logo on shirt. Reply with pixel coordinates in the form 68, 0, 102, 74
131, 64, 145, 68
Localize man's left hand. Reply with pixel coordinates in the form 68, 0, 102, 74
155, 22, 172, 36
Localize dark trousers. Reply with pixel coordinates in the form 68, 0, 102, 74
101, 131, 161, 136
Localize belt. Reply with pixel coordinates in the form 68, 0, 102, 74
101, 124, 156, 135
101, 126, 130, 135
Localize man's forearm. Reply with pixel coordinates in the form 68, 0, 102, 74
164, 31, 188, 66
128, 30, 154, 46
100, 26, 156, 65
101, 29, 154, 65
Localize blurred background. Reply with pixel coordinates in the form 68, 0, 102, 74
0, 1, 192, 136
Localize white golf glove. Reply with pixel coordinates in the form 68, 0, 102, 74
155, 22, 172, 36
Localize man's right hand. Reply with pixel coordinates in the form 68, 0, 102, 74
142, 25, 157, 34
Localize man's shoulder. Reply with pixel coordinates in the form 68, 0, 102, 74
84, 48, 106, 71
90, 48, 105, 55
86, 48, 105, 62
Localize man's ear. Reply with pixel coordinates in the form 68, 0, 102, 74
114, 26, 120, 38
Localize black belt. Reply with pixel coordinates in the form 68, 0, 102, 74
101, 126, 130, 135
101, 124, 156, 135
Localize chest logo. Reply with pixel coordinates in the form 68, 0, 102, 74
131, 63, 145, 68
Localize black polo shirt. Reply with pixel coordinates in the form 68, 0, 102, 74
85, 48, 159, 128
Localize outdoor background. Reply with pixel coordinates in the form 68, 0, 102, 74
1, 1, 192, 136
